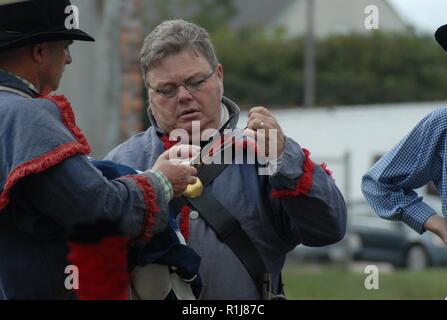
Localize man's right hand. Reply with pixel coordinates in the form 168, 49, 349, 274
153, 145, 200, 199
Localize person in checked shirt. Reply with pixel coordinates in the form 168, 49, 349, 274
361, 25, 447, 246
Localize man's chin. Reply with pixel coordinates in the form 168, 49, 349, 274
177, 117, 200, 129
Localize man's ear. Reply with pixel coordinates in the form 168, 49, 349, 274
216, 64, 224, 82
216, 64, 224, 96
30, 43, 48, 64
216, 64, 225, 97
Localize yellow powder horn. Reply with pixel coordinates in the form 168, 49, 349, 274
174, 153, 203, 199
183, 177, 203, 198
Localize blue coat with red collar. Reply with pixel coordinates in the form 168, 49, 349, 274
105, 96, 347, 299
0, 70, 169, 299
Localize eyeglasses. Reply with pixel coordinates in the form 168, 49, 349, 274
149, 68, 217, 99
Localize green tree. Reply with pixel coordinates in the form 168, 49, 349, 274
212, 29, 447, 108
139, 2, 447, 109
142, 0, 235, 32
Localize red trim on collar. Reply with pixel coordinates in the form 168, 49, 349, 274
126, 175, 160, 243
0, 95, 91, 212
271, 148, 315, 198
159, 136, 192, 241
180, 204, 191, 241
160, 135, 179, 150
44, 95, 91, 149
320, 163, 334, 177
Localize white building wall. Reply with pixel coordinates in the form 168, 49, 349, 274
241, 101, 447, 202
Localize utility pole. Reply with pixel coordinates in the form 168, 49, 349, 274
304, 0, 316, 108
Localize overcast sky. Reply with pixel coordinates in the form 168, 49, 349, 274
388, 0, 447, 33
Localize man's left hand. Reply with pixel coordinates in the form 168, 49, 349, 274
245, 106, 285, 159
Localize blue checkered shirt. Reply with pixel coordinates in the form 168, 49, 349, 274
361, 107, 447, 234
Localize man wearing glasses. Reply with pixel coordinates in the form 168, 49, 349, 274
106, 19, 347, 300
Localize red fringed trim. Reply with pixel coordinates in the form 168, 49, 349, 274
160, 135, 180, 150
126, 175, 160, 243
272, 148, 315, 199
68, 236, 130, 300
0, 142, 90, 211
320, 163, 333, 177
43, 95, 91, 152
0, 95, 91, 212
180, 205, 191, 241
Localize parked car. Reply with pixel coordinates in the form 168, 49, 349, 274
349, 200, 447, 270
292, 198, 447, 271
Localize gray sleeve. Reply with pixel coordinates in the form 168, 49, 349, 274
268, 137, 347, 247
12, 155, 169, 242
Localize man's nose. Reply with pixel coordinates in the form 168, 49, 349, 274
177, 85, 193, 102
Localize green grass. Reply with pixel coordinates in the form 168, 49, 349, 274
282, 264, 447, 300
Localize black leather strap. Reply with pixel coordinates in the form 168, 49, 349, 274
184, 163, 272, 299
197, 163, 229, 187
186, 188, 269, 298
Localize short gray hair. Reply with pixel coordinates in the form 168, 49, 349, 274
140, 19, 219, 86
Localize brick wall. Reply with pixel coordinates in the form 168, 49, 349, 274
118, 0, 145, 142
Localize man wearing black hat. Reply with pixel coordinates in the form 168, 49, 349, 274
0, 0, 199, 299
362, 26, 447, 249
0, 0, 94, 94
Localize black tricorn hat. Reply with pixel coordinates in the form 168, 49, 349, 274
0, 0, 94, 52
435, 25, 447, 52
